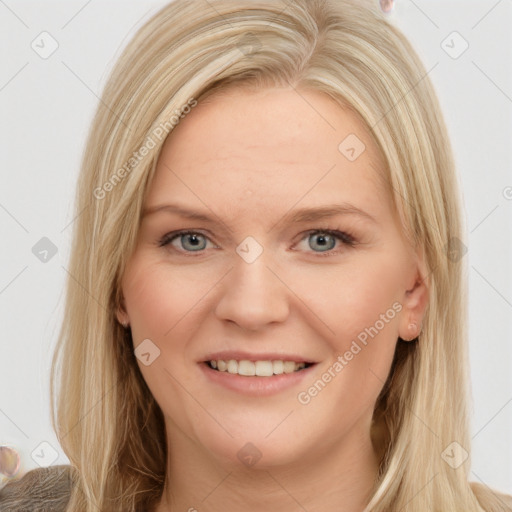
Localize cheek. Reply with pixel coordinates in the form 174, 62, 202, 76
295, 249, 404, 340
294, 252, 404, 407
121, 254, 226, 392
122, 254, 216, 340
121, 255, 217, 428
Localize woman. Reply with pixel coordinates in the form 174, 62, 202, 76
1, 0, 510, 510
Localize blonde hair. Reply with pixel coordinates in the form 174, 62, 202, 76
2, 0, 510, 510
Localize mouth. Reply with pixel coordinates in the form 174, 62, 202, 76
204, 359, 315, 377
199, 355, 318, 396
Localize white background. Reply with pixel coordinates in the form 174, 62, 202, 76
0, 0, 511, 495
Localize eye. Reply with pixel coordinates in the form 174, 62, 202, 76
294, 229, 356, 255
159, 230, 216, 253
158, 228, 357, 256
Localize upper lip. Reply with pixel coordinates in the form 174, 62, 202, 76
200, 351, 318, 364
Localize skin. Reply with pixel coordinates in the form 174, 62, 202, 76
117, 86, 428, 512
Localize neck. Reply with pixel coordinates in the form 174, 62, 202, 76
155, 422, 380, 512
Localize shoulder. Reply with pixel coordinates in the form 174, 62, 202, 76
0, 465, 73, 512
471, 481, 512, 512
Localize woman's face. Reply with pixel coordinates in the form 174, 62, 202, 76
118, 86, 427, 469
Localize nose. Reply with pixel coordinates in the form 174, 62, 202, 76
214, 252, 290, 331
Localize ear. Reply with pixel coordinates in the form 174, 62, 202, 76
398, 249, 429, 342
115, 295, 130, 328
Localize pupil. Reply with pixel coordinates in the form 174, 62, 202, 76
312, 233, 333, 251
183, 234, 205, 251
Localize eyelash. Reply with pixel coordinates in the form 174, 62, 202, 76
157, 228, 357, 257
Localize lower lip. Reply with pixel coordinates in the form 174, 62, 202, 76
199, 362, 317, 396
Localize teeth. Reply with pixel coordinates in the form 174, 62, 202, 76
273, 360, 284, 374
239, 360, 256, 376
255, 361, 273, 376
283, 361, 297, 374
208, 359, 308, 376
227, 360, 238, 374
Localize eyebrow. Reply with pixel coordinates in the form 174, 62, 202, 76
142, 202, 377, 230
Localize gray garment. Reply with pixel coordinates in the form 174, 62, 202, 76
0, 465, 72, 512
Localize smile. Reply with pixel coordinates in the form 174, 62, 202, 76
207, 359, 312, 376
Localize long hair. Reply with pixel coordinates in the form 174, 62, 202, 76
38, 0, 512, 510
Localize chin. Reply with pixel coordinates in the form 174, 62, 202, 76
195, 429, 310, 471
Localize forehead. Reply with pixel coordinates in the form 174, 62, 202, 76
146, 86, 390, 222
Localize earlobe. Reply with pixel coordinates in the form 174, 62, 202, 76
115, 298, 130, 329
400, 320, 422, 342
399, 256, 429, 342
399, 289, 427, 341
